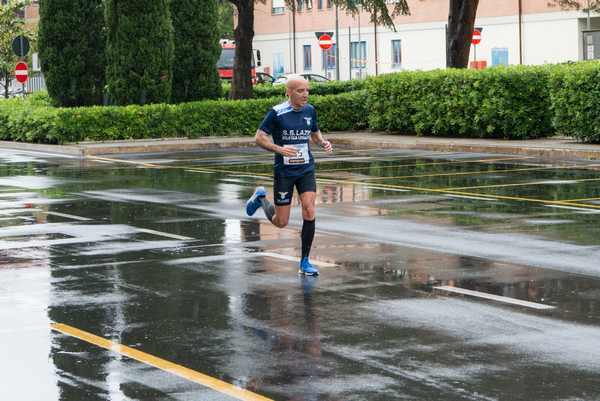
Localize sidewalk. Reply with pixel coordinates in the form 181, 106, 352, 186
2, 132, 600, 161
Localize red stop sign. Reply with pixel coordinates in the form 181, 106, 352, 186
15, 62, 28, 83
471, 30, 481, 45
319, 34, 333, 50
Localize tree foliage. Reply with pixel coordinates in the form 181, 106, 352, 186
38, 0, 105, 106
0, 0, 30, 99
105, 0, 174, 105
170, 0, 222, 103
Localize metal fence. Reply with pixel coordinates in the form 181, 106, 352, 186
7, 70, 46, 96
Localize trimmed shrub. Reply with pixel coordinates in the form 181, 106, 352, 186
366, 66, 554, 139
0, 91, 367, 144
222, 79, 367, 99
38, 0, 105, 106
105, 0, 174, 105
170, 0, 222, 102
549, 61, 600, 143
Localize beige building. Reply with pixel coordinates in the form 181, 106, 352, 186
252, 0, 600, 80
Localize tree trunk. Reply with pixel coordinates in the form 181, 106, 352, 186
446, 0, 479, 68
231, 0, 254, 99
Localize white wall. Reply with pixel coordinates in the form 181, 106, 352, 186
253, 10, 588, 80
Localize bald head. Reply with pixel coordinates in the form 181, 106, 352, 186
285, 74, 308, 91
286, 75, 309, 109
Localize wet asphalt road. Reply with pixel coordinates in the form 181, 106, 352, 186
2, 147, 600, 401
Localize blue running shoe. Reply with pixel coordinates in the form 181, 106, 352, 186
246, 186, 267, 216
299, 257, 319, 276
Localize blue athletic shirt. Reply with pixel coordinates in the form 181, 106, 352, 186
259, 101, 319, 177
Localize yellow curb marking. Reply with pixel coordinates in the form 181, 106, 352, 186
51, 323, 273, 401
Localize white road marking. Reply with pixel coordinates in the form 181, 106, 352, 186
45, 211, 92, 221
434, 286, 555, 310
136, 228, 194, 241
545, 205, 600, 214
444, 194, 497, 201
166, 251, 336, 268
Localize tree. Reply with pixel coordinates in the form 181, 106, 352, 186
550, 0, 600, 11
38, 0, 105, 106
227, 0, 409, 99
105, 0, 174, 105
0, 0, 30, 99
170, 0, 222, 103
446, 0, 480, 68
219, 1, 235, 40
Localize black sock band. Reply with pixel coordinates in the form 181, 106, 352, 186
260, 197, 275, 221
301, 219, 315, 259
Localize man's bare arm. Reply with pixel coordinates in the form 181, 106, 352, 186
310, 130, 333, 152
255, 130, 298, 157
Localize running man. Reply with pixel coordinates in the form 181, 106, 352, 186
245, 75, 333, 276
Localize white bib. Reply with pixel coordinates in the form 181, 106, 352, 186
283, 144, 309, 165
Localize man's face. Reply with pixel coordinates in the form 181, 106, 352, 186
287, 79, 310, 109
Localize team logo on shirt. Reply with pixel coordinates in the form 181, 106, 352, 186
304, 117, 312, 127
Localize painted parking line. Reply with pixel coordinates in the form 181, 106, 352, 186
433, 286, 556, 310
50, 323, 274, 401
86, 153, 600, 211
137, 228, 194, 241
167, 251, 336, 268
46, 211, 93, 221
316, 156, 534, 173
357, 166, 559, 181
544, 205, 600, 213
444, 194, 497, 201
446, 177, 600, 191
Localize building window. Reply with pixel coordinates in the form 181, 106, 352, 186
303, 45, 312, 70
272, 0, 285, 14
306, 0, 312, 9
296, 0, 303, 11
326, 0, 332, 8
491, 47, 509, 66
351, 41, 366, 69
391, 39, 402, 67
322, 44, 336, 70
318, 0, 323, 9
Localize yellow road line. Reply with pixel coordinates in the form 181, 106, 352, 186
314, 176, 600, 210
51, 323, 274, 401
556, 196, 600, 203
315, 156, 534, 173
354, 166, 559, 181
446, 177, 600, 191
87, 154, 600, 210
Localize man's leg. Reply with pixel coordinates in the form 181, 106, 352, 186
298, 171, 318, 275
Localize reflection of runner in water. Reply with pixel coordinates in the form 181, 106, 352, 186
246, 75, 332, 276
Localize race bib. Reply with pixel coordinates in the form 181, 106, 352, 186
283, 144, 309, 165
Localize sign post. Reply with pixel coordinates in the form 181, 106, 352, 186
471, 29, 482, 62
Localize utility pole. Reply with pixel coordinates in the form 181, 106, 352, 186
335, 4, 340, 80
292, 0, 297, 73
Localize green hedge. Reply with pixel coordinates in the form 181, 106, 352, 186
366, 66, 554, 139
549, 61, 600, 142
0, 90, 367, 144
222, 79, 367, 99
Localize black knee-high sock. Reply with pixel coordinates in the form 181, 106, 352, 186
260, 197, 275, 221
301, 219, 315, 259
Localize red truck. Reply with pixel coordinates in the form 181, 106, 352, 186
217, 40, 261, 83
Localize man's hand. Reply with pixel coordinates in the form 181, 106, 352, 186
320, 140, 333, 153
278, 146, 299, 157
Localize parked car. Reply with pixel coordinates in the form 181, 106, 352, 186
273, 73, 331, 85
256, 72, 275, 84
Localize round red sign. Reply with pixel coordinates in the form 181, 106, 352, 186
471, 30, 482, 45
15, 61, 28, 84
319, 34, 333, 50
